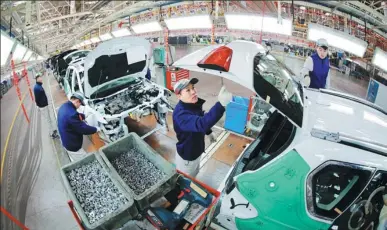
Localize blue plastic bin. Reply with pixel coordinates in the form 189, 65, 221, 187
224, 96, 249, 134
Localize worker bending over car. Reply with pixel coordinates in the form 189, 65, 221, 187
299, 38, 331, 89
57, 92, 100, 162
172, 78, 233, 177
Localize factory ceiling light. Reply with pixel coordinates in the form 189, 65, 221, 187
372, 47, 387, 72
131, 21, 162, 34
308, 23, 368, 58
225, 14, 293, 36
99, 32, 113, 41
1, 33, 15, 66
111, 28, 131, 37
165, 15, 212, 30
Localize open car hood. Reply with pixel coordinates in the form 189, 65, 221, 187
173, 40, 304, 127
83, 37, 151, 98
63, 50, 90, 63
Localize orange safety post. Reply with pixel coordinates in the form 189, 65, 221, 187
10, 57, 30, 124
23, 62, 35, 102
0, 206, 29, 230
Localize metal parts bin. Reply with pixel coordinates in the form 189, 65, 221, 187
98, 133, 177, 210
61, 153, 138, 230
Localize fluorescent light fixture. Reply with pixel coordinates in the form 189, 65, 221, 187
300, 6, 306, 10
84, 40, 92, 45
131, 21, 162, 34
308, 23, 368, 57
13, 43, 28, 62
372, 47, 387, 72
1, 33, 15, 66
90, 37, 101, 43
165, 15, 212, 30
22, 50, 33, 61
99, 32, 113, 41
225, 14, 292, 35
112, 28, 131, 37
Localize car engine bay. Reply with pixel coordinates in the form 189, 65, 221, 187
88, 79, 171, 142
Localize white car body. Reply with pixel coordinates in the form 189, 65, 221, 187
63, 37, 171, 142
173, 40, 387, 230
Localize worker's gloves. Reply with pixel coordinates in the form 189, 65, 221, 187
96, 127, 101, 133
218, 86, 233, 107
209, 133, 217, 144
303, 75, 311, 87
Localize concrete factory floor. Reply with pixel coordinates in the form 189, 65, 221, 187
0, 46, 369, 229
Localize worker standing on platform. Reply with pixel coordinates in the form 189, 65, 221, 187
57, 92, 100, 162
172, 78, 233, 177
33, 73, 59, 139
299, 38, 331, 89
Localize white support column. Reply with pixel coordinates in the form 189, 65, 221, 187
278, 1, 283, 24
70, 0, 76, 14
215, 0, 219, 20
25, 1, 32, 26
36, 1, 41, 27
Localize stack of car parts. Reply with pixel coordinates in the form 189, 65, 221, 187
111, 148, 166, 195
99, 133, 176, 210
66, 160, 129, 224
61, 154, 138, 229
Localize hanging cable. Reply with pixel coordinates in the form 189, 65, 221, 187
364, 17, 367, 42
9, 17, 12, 37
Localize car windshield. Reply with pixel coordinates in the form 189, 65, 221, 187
89, 76, 139, 99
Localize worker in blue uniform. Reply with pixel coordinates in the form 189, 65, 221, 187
33, 73, 59, 139
172, 78, 233, 177
299, 38, 331, 89
57, 92, 100, 162
145, 68, 151, 81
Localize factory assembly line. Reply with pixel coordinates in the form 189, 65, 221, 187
3, 36, 386, 230
1, 1, 387, 230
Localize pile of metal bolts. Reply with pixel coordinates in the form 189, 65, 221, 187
112, 149, 166, 195
66, 160, 129, 224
